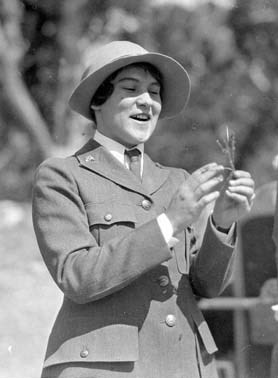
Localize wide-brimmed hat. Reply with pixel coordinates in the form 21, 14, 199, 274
69, 40, 191, 120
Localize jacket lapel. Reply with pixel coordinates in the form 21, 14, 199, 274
142, 154, 169, 195
75, 138, 169, 197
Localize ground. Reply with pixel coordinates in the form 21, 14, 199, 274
0, 201, 62, 378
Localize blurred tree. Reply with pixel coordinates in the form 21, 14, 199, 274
0, 0, 56, 200
0, 0, 52, 158
0, 0, 151, 200
140, 3, 250, 176
144, 1, 278, 188
1, 0, 278, 200
228, 0, 278, 184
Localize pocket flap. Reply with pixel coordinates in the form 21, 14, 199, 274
44, 323, 139, 367
86, 202, 137, 226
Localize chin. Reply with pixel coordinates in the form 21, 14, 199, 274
135, 137, 149, 145
125, 134, 146, 145
137, 131, 152, 141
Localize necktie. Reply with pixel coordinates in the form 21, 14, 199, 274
125, 148, 141, 180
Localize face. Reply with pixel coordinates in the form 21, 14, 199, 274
92, 66, 162, 147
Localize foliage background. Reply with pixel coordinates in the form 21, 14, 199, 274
0, 0, 278, 377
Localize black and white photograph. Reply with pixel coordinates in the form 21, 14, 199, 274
0, 1, 277, 378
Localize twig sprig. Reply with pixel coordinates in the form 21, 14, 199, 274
216, 126, 236, 171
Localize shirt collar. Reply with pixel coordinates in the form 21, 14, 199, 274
94, 130, 144, 169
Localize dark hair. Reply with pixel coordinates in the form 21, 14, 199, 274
89, 62, 163, 124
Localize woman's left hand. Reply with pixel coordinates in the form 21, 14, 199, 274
212, 170, 255, 229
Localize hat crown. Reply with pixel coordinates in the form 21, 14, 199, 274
82, 41, 148, 80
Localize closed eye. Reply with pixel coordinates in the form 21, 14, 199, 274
150, 90, 160, 95
123, 87, 136, 92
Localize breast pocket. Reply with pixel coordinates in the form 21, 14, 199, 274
85, 202, 137, 245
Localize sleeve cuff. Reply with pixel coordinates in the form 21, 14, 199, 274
157, 213, 179, 248
210, 216, 236, 246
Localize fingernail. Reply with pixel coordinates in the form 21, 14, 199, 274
208, 163, 218, 169
210, 165, 223, 171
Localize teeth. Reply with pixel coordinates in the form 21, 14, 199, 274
132, 114, 149, 120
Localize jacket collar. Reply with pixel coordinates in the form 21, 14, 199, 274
75, 138, 169, 197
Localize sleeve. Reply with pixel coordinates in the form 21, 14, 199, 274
32, 158, 173, 304
188, 208, 237, 298
210, 216, 236, 246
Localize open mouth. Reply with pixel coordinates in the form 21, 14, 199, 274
130, 113, 151, 122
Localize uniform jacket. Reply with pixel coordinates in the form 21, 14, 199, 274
32, 138, 236, 378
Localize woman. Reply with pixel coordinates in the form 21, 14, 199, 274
32, 40, 255, 378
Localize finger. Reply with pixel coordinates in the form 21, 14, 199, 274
197, 190, 220, 208
190, 163, 224, 189
231, 170, 252, 179
194, 162, 218, 174
194, 176, 224, 200
228, 177, 255, 189
226, 185, 254, 197
227, 185, 255, 198
225, 190, 253, 209
192, 162, 221, 177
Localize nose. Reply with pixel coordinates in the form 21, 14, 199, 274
136, 91, 152, 108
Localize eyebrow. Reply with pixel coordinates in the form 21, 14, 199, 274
116, 77, 160, 87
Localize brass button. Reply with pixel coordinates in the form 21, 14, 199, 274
104, 213, 112, 222
165, 314, 176, 327
80, 348, 89, 358
141, 199, 152, 210
158, 275, 169, 287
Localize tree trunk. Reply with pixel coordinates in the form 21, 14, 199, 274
53, 0, 88, 144
2, 69, 54, 158
0, 0, 53, 159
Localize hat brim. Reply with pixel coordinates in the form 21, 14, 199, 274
69, 52, 191, 120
